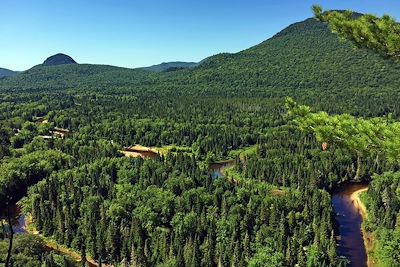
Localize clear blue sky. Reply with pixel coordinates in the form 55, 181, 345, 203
2, 0, 400, 70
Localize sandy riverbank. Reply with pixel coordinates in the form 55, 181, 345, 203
120, 144, 159, 159
23, 215, 105, 267
350, 187, 376, 267
350, 187, 368, 219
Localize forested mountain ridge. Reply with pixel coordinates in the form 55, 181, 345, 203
2, 9, 400, 267
0, 63, 155, 91
2, 16, 400, 103
190, 17, 400, 92
141, 61, 199, 72
0, 68, 18, 78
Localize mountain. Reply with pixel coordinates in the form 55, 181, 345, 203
189, 17, 400, 92
2, 15, 400, 113
42, 53, 77, 66
0, 68, 18, 78
141, 61, 199, 72
0, 63, 151, 91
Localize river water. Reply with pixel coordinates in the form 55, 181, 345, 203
7, 166, 368, 267
1, 204, 26, 234
331, 183, 368, 267
209, 160, 235, 179
209, 161, 369, 266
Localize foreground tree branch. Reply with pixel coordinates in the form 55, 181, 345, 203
313, 5, 400, 61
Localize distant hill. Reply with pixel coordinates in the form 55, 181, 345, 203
42, 53, 77, 66
141, 61, 199, 72
0, 63, 151, 91
0, 68, 18, 78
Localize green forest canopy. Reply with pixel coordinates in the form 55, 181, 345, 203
1, 6, 400, 267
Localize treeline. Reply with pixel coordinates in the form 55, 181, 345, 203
0, 234, 77, 267
234, 125, 394, 190
286, 99, 400, 266
362, 172, 400, 266
24, 154, 341, 266
0, 150, 72, 214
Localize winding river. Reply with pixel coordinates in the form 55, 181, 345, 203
6, 166, 369, 267
210, 162, 370, 267
332, 183, 369, 267
210, 162, 370, 266
5, 204, 99, 267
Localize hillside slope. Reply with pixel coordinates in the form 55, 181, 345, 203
1, 16, 400, 111
0, 68, 18, 78
0, 64, 155, 91
141, 61, 199, 72
187, 18, 400, 91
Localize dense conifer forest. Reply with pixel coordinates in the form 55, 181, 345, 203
1, 8, 400, 267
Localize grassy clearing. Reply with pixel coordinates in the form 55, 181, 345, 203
224, 167, 287, 196
156, 145, 193, 156
227, 145, 257, 159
